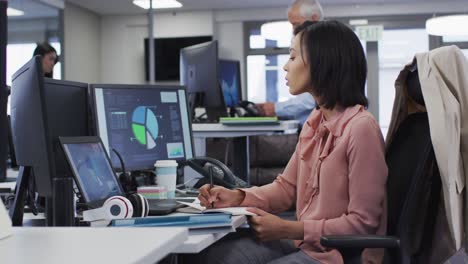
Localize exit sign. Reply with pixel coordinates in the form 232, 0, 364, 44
356, 25, 383, 41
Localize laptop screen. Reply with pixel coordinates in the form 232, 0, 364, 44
61, 139, 124, 204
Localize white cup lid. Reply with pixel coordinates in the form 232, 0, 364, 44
154, 160, 178, 167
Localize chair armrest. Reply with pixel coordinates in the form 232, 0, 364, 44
320, 235, 400, 249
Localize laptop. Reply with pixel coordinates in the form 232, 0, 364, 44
59, 136, 192, 215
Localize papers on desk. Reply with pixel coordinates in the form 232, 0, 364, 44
176, 201, 257, 216
110, 213, 233, 231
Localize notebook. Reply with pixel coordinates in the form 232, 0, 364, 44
176, 201, 257, 216
110, 213, 233, 229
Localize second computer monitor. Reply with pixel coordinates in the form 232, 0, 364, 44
90, 84, 194, 171
180, 40, 227, 122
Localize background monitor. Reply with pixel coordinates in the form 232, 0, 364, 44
10, 56, 89, 197
144, 36, 212, 81
219, 59, 242, 108
180, 40, 227, 122
90, 84, 194, 172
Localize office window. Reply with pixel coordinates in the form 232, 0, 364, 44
6, 41, 62, 114
462, 49, 468, 58
378, 29, 429, 137
245, 21, 292, 103
247, 22, 291, 49
245, 21, 369, 104
442, 35, 468, 43
247, 54, 290, 103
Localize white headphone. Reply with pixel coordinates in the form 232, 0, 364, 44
83, 196, 134, 222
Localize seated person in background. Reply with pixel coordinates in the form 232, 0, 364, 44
256, 0, 323, 125
198, 20, 388, 264
33, 42, 58, 78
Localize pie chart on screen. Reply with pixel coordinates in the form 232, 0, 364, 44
131, 106, 159, 150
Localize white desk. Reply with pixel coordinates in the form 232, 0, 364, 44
191, 121, 299, 183
0, 169, 19, 191
173, 215, 247, 253
0, 227, 188, 264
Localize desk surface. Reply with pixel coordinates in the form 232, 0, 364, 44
0, 227, 188, 264
192, 120, 298, 137
174, 215, 247, 253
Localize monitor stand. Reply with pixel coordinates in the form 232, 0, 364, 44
9, 166, 34, 226
9, 167, 74, 226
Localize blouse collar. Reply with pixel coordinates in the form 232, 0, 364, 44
301, 105, 364, 138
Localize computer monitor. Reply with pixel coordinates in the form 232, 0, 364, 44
180, 40, 227, 122
219, 59, 242, 108
10, 56, 89, 225
10, 56, 89, 197
60, 137, 124, 208
89, 84, 194, 172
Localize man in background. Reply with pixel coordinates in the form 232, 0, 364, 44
257, 0, 323, 125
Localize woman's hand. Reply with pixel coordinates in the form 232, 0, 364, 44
198, 184, 245, 208
247, 208, 304, 241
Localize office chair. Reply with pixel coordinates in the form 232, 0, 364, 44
320, 67, 443, 264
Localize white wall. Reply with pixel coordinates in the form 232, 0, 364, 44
100, 11, 214, 84
63, 2, 100, 83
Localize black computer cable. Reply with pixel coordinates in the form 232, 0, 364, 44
112, 148, 128, 177
112, 148, 135, 192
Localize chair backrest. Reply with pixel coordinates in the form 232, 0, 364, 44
384, 69, 442, 263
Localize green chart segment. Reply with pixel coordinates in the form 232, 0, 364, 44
131, 106, 159, 150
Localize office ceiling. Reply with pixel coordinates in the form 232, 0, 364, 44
65, 0, 465, 16
7, 0, 468, 19
8, 0, 58, 20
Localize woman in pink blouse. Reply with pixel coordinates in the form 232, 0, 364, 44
198, 20, 388, 264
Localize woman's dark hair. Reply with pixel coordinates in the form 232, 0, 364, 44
33, 42, 58, 63
294, 20, 368, 109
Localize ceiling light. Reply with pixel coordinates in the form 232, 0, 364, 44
261, 21, 292, 41
426, 15, 468, 36
133, 0, 183, 9
7, 7, 24, 16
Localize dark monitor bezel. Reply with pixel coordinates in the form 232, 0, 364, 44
219, 59, 242, 108
59, 136, 125, 208
88, 84, 195, 172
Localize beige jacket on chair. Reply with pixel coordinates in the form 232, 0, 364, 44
416, 45, 468, 250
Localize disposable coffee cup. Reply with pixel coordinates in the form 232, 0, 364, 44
154, 160, 178, 199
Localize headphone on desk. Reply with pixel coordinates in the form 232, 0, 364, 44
82, 193, 149, 222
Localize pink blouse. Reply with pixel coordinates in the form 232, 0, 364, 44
241, 105, 388, 264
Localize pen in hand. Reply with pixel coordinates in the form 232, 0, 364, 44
209, 165, 214, 208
